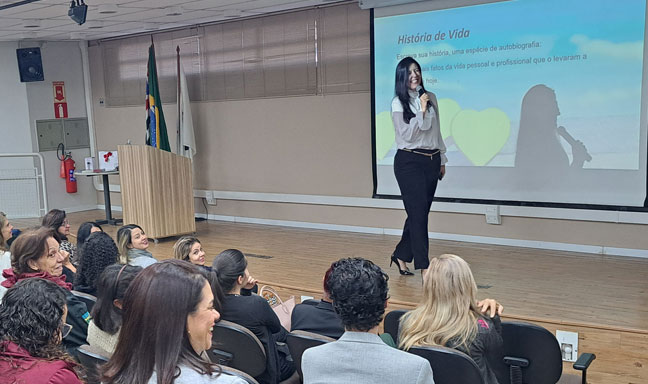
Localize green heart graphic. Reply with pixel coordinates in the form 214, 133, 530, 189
438, 98, 461, 140
451, 108, 510, 166
375, 111, 395, 160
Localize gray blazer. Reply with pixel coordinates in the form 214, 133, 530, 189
302, 331, 434, 384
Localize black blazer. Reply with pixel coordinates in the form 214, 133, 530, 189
290, 299, 344, 339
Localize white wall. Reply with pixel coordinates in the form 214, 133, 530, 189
0, 42, 32, 169
0, 41, 97, 214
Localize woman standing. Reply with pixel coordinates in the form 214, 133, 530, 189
390, 57, 447, 276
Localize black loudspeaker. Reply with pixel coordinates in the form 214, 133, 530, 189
16, 47, 44, 82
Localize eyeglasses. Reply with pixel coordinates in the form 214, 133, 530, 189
60, 220, 70, 226
61, 323, 73, 338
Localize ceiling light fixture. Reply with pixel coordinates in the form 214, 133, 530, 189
98, 4, 118, 14
22, 19, 41, 28
165, 6, 183, 16
68, 0, 88, 25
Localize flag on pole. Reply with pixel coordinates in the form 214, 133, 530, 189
145, 43, 171, 152
178, 63, 196, 160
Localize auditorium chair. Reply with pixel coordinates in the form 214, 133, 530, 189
208, 320, 267, 378
286, 330, 335, 380
77, 344, 110, 384
494, 321, 596, 384
220, 366, 261, 384
409, 345, 485, 384
70, 290, 97, 313
383, 309, 407, 343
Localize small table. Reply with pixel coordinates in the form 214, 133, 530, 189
75, 170, 122, 226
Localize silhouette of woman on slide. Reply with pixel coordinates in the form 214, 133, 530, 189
515, 85, 590, 173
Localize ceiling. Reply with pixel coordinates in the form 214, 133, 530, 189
0, 0, 347, 41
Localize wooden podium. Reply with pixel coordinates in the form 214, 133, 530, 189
118, 145, 195, 239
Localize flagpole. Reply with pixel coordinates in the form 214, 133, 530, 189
176, 45, 181, 155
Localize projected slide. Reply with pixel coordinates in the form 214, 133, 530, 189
373, 0, 647, 206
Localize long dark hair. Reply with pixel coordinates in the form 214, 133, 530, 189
0, 278, 71, 362
77, 222, 103, 251
41, 209, 68, 242
101, 260, 220, 384
395, 57, 431, 123
74, 232, 119, 292
212, 249, 247, 293
92, 264, 141, 335
9, 227, 55, 274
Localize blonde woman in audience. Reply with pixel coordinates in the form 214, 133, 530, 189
101, 260, 245, 384
116, 224, 157, 268
174, 236, 210, 270
0, 212, 14, 299
398, 254, 504, 384
0, 278, 83, 384
87, 264, 141, 354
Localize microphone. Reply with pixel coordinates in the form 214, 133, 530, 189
415, 85, 425, 97
557, 126, 592, 162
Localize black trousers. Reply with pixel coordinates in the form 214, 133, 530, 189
393, 149, 441, 270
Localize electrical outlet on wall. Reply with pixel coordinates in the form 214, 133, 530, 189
556, 330, 579, 362
205, 190, 217, 205
485, 205, 501, 224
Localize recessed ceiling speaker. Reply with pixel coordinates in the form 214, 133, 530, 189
16, 47, 44, 83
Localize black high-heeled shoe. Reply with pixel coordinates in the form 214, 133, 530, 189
390, 255, 414, 276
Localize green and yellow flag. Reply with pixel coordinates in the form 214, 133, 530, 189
145, 43, 170, 152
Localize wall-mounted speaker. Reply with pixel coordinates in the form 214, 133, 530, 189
16, 47, 44, 82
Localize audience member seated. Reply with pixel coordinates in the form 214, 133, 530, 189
213, 249, 295, 384
88, 264, 141, 354
74, 231, 119, 296
0, 278, 83, 384
100, 259, 246, 384
290, 263, 344, 339
2, 228, 91, 356
75, 222, 103, 253
42, 209, 78, 271
174, 235, 210, 270
116, 224, 157, 268
301, 258, 434, 384
0, 211, 14, 300
399, 254, 503, 384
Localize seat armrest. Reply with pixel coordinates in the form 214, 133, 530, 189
503, 356, 529, 367
573, 353, 596, 371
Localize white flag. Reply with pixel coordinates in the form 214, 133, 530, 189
178, 64, 196, 160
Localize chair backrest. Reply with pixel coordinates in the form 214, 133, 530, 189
220, 366, 261, 384
286, 330, 335, 380
408, 345, 484, 384
208, 320, 267, 378
383, 309, 407, 343
77, 344, 110, 384
71, 290, 97, 313
491, 321, 563, 384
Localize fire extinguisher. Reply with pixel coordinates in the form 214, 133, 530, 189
57, 143, 66, 178
57, 143, 77, 193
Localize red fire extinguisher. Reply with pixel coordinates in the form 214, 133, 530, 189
57, 143, 77, 193
64, 156, 77, 193
57, 143, 66, 178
